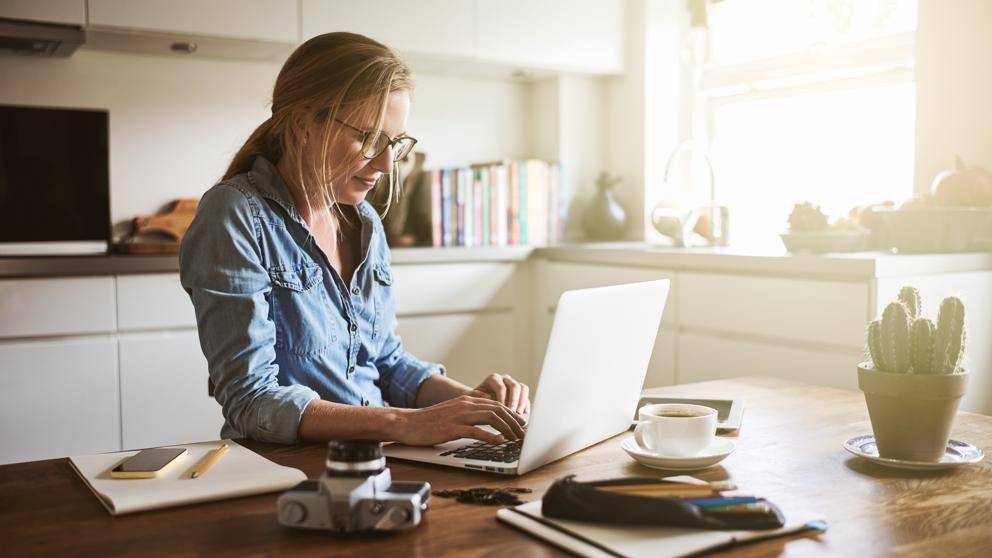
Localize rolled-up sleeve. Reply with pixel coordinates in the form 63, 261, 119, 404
180, 183, 318, 443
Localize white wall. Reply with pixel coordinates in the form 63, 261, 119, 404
915, 0, 992, 192
0, 48, 532, 237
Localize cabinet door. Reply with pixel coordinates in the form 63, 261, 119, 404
679, 273, 869, 350
476, 0, 624, 73
395, 312, 520, 389
0, 337, 120, 465
119, 331, 224, 450
678, 332, 863, 391
116, 274, 196, 331
0, 0, 85, 25
0, 277, 116, 339
301, 0, 476, 58
88, 0, 299, 43
391, 262, 517, 316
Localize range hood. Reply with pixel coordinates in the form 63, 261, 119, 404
0, 18, 84, 57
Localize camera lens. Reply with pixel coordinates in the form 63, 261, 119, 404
325, 441, 385, 476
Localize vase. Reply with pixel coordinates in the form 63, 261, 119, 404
582, 181, 628, 240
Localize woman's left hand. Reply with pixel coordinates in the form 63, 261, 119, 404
469, 373, 531, 416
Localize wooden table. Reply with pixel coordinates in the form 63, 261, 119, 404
2, 377, 991, 557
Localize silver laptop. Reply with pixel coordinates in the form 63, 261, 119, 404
383, 279, 671, 475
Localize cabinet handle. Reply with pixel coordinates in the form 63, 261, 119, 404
170, 42, 198, 54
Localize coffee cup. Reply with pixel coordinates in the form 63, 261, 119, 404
633, 403, 718, 457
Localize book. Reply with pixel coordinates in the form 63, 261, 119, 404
497, 500, 826, 558
69, 439, 306, 516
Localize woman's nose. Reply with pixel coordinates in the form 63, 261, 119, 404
370, 145, 393, 174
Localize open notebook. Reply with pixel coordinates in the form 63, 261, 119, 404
69, 439, 306, 515
497, 500, 826, 558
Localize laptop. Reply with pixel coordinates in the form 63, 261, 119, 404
383, 279, 671, 475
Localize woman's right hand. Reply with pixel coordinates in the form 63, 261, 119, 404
393, 395, 527, 446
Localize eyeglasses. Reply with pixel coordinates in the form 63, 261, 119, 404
334, 118, 418, 161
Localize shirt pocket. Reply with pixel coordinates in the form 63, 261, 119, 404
372, 262, 394, 340
267, 262, 336, 356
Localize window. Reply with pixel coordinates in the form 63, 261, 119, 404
695, 0, 917, 246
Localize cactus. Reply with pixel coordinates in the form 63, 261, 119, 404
910, 318, 935, 374
898, 286, 921, 320
930, 297, 966, 374
865, 287, 967, 375
880, 302, 912, 372
867, 320, 887, 371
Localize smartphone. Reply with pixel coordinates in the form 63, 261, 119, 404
110, 448, 188, 479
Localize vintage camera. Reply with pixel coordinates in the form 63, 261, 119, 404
277, 440, 430, 533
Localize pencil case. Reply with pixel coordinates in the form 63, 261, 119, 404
541, 475, 785, 531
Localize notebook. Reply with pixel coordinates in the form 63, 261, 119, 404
497, 499, 826, 558
69, 439, 306, 515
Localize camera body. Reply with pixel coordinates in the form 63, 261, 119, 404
277, 441, 430, 533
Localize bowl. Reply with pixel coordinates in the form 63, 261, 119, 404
878, 207, 992, 253
780, 230, 870, 253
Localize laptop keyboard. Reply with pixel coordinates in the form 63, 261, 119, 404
439, 439, 523, 463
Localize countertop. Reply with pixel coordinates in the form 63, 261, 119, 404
2, 243, 991, 280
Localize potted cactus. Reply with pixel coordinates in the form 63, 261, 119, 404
859, 286, 969, 461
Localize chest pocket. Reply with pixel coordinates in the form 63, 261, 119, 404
372, 263, 393, 340
267, 262, 336, 356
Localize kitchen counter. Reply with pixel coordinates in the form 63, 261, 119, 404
2, 243, 991, 279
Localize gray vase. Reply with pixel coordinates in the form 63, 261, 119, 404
582, 182, 628, 240
857, 363, 969, 461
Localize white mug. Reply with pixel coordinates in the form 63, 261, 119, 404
633, 403, 718, 457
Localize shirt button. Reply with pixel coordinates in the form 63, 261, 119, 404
362, 399, 370, 407
348, 365, 355, 374
352, 287, 360, 295
350, 323, 358, 332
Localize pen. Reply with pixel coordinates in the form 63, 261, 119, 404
192, 443, 229, 479
685, 496, 759, 508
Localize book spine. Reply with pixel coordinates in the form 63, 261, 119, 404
475, 171, 484, 247
431, 170, 441, 247
509, 161, 519, 245
456, 169, 466, 246
441, 169, 452, 247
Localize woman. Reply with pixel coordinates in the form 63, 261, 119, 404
180, 32, 530, 447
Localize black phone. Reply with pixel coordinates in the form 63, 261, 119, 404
111, 448, 187, 479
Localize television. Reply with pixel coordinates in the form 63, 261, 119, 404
0, 104, 110, 255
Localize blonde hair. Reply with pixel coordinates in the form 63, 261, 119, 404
225, 32, 412, 230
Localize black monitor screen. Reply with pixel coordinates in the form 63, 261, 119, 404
0, 105, 110, 243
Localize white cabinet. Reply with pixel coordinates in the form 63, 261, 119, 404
0, 0, 86, 25
0, 277, 116, 339
87, 0, 299, 42
119, 331, 223, 450
475, 0, 624, 73
678, 273, 868, 350
677, 332, 863, 391
301, 0, 476, 58
0, 337, 120, 465
396, 312, 520, 388
391, 262, 517, 315
116, 274, 196, 331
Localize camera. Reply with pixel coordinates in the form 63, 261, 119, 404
277, 440, 430, 533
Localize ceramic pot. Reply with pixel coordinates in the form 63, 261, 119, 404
582, 182, 628, 240
857, 363, 969, 461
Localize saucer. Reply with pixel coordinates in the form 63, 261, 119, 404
620, 436, 735, 471
843, 434, 985, 471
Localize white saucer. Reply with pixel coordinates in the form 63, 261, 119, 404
843, 434, 985, 471
620, 436, 735, 471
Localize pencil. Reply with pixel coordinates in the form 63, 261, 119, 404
192, 443, 229, 479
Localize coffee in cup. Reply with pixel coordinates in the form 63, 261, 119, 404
634, 403, 718, 457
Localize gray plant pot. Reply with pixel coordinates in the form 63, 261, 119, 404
857, 363, 969, 461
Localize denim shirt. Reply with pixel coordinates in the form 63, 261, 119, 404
179, 157, 443, 444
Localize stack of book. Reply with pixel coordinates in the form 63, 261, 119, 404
428, 159, 567, 247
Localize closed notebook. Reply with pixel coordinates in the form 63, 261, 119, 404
69, 439, 306, 515
497, 500, 826, 558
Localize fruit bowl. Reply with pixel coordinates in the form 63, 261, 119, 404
780, 230, 870, 254
878, 207, 992, 253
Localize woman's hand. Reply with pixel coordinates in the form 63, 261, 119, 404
393, 394, 526, 446
468, 373, 531, 415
